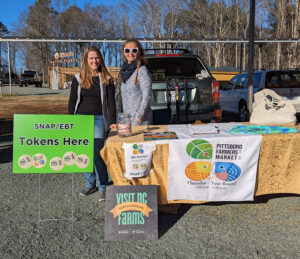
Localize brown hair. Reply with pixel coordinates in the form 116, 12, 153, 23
80, 46, 112, 89
122, 39, 146, 85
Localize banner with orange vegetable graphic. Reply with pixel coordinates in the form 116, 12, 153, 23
167, 135, 262, 201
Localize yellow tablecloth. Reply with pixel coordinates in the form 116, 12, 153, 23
100, 125, 300, 206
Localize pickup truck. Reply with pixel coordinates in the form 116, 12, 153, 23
19, 70, 42, 87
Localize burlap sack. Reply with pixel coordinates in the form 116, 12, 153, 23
250, 89, 296, 125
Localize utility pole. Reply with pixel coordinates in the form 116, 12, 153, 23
258, 7, 262, 70
240, 41, 243, 73
247, 0, 255, 117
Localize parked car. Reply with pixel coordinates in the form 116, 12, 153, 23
144, 49, 221, 124
0, 72, 19, 84
219, 69, 300, 121
19, 69, 42, 87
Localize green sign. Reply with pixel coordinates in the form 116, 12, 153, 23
13, 114, 94, 174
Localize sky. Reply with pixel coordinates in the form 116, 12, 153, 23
0, 0, 120, 31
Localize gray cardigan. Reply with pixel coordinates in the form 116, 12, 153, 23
120, 65, 153, 126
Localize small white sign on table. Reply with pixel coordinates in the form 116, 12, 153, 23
122, 142, 156, 179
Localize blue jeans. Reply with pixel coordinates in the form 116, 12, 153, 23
84, 115, 108, 191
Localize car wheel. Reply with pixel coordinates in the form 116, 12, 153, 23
20, 83, 23, 87
239, 101, 249, 122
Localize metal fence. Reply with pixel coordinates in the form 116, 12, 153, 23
0, 37, 299, 95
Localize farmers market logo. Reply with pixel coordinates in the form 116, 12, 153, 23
110, 192, 152, 225
185, 139, 213, 181
214, 162, 241, 182
131, 144, 147, 159
184, 139, 242, 182
186, 139, 213, 160
132, 144, 144, 155
185, 161, 212, 181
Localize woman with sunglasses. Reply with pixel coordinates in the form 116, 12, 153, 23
68, 46, 116, 201
115, 39, 152, 126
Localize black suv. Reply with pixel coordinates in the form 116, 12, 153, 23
145, 49, 221, 124
0, 72, 19, 85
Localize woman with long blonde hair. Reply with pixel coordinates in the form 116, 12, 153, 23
115, 39, 152, 126
68, 46, 116, 201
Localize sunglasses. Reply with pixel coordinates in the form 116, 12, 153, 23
124, 47, 139, 54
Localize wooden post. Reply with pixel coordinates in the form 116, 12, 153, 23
7, 41, 12, 95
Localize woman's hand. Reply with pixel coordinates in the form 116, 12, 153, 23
110, 124, 117, 129
135, 117, 142, 124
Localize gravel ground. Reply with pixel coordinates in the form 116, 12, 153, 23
0, 84, 299, 258
0, 160, 299, 258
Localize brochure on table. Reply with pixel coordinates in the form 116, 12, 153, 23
167, 123, 243, 139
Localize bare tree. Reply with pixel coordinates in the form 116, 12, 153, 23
0, 22, 9, 73
207, 1, 233, 67
8, 0, 299, 74
265, 0, 300, 69
14, 0, 59, 82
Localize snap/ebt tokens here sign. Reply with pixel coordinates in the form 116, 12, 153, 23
13, 114, 94, 174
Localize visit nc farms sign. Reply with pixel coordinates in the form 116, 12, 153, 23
105, 185, 158, 241
13, 114, 94, 174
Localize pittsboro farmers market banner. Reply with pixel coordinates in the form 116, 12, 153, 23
13, 114, 94, 174
167, 135, 262, 201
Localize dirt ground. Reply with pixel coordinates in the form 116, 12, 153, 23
0, 94, 69, 135
0, 94, 69, 119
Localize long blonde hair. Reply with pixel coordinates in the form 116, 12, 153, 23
80, 46, 112, 89
122, 39, 146, 85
